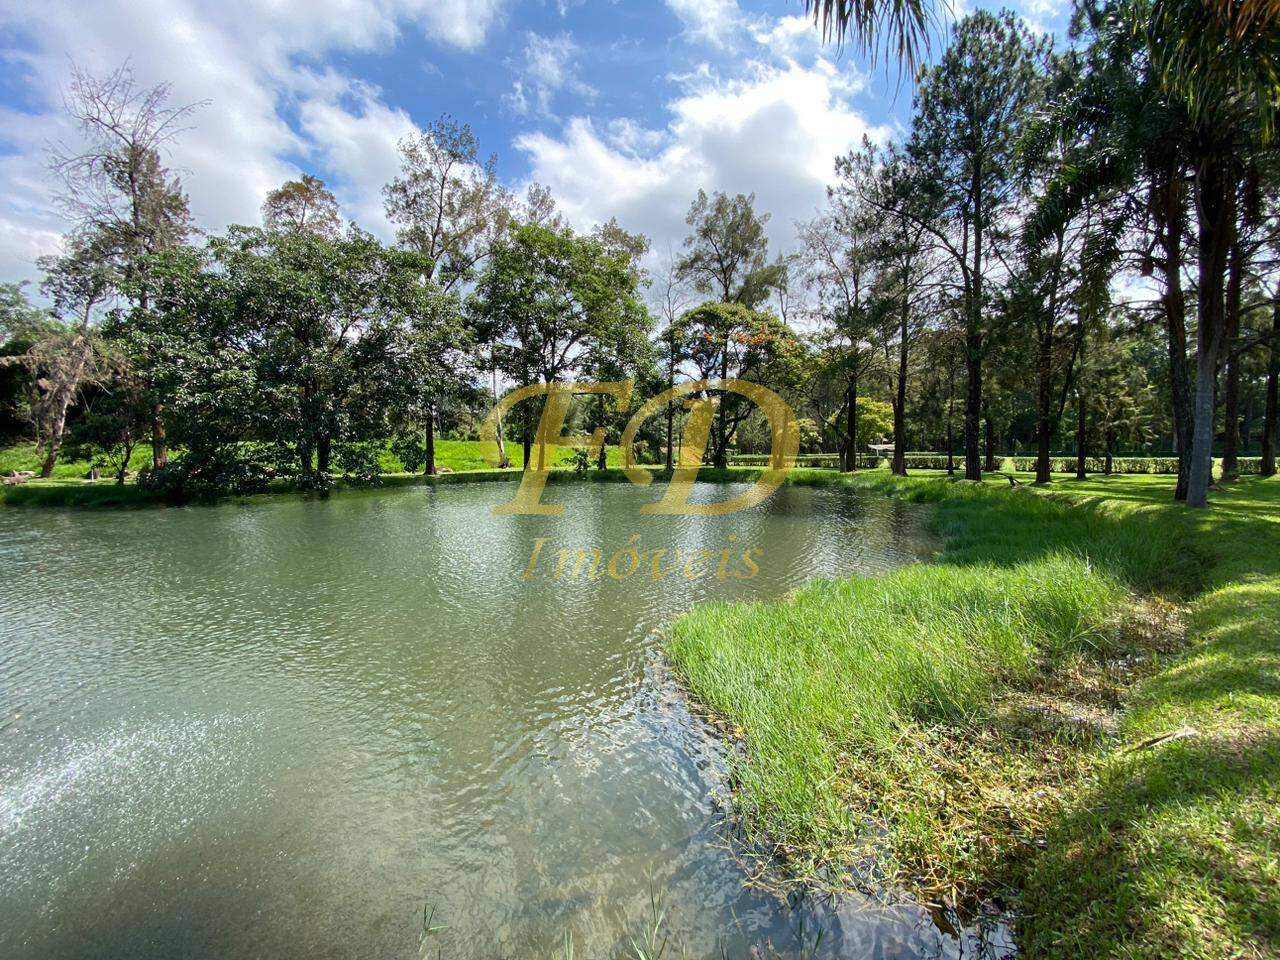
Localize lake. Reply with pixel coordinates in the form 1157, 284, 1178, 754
0, 480, 1010, 958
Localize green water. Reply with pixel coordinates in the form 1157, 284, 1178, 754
0, 480, 1008, 958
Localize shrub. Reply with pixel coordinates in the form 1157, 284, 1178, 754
137, 446, 273, 499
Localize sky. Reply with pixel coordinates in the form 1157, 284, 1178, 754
0, 0, 1070, 295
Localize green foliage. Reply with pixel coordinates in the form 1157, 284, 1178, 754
676, 190, 785, 308
65, 364, 151, 482
136, 445, 274, 500
803, 0, 932, 74
106, 225, 471, 495
261, 174, 341, 239
0, 281, 51, 343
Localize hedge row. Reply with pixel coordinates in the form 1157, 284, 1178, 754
731, 453, 1267, 475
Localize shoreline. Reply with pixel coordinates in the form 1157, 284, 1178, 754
664, 471, 1280, 958
6, 462, 1275, 955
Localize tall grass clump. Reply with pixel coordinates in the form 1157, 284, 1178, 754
666, 476, 1200, 900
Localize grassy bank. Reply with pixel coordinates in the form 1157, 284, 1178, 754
667, 471, 1279, 958
0, 440, 638, 507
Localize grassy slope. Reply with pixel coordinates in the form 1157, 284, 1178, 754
668, 470, 1279, 958
1018, 474, 1280, 959
0, 441, 156, 480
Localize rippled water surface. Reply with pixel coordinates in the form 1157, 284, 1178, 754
0, 480, 1007, 959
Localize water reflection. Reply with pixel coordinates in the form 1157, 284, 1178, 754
0, 481, 1010, 959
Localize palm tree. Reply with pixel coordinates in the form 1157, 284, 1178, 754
1144, 0, 1280, 506
804, 0, 937, 73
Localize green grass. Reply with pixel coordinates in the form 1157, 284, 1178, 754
0, 440, 637, 506
0, 441, 156, 480
667, 469, 1280, 957
1015, 474, 1280, 959
377, 439, 629, 473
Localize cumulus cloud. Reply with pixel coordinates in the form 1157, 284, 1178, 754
665, 0, 748, 48
749, 15, 823, 59
0, 0, 502, 283
295, 82, 419, 237
515, 57, 886, 267
505, 31, 595, 118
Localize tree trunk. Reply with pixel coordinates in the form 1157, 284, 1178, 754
522, 407, 533, 470
1105, 429, 1114, 475
1034, 329, 1054, 484
1187, 157, 1235, 508
117, 438, 135, 485
40, 436, 61, 480
892, 345, 908, 476
1262, 288, 1279, 477
1035, 418, 1052, 485
665, 332, 675, 472
842, 377, 857, 472
1220, 234, 1244, 478
1075, 386, 1087, 480
596, 395, 608, 471
317, 435, 331, 475
492, 366, 510, 469
984, 401, 996, 472
965, 164, 985, 482
964, 331, 982, 481
1156, 166, 1193, 500
39, 381, 78, 479
946, 407, 955, 475
713, 346, 729, 470
151, 404, 168, 469
423, 406, 437, 476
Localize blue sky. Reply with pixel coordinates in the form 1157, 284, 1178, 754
0, 0, 1068, 291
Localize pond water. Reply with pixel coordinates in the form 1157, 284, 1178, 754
0, 480, 1011, 959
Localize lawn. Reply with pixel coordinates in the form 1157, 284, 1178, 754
667, 469, 1280, 959
0, 439, 633, 505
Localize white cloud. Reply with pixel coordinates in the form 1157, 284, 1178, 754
411, 0, 505, 50
665, 0, 747, 48
0, 0, 502, 284
749, 15, 822, 59
296, 82, 419, 237
505, 31, 595, 118
516, 57, 886, 271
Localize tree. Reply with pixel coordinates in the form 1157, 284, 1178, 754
66, 357, 150, 483
803, 0, 935, 73
3, 245, 116, 477
825, 398, 894, 452
1087, 324, 1155, 474
0, 282, 49, 344
899, 13, 1047, 480
473, 222, 651, 468
385, 252, 475, 477
669, 302, 799, 469
1141, 0, 1280, 505
383, 115, 511, 292
262, 174, 342, 238
654, 250, 696, 471
830, 143, 936, 474
1024, 0, 1199, 498
797, 200, 884, 472
1262, 282, 1279, 476
120, 227, 440, 491
677, 190, 786, 309
49, 63, 199, 469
